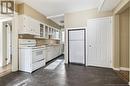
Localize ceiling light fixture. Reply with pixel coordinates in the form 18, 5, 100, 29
98, 0, 105, 12
47, 14, 64, 19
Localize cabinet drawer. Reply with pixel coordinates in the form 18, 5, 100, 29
32, 50, 44, 63
32, 55, 44, 63
32, 60, 45, 71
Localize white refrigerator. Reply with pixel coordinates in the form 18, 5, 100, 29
68, 29, 85, 64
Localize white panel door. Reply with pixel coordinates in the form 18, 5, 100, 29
69, 30, 85, 64
87, 17, 112, 68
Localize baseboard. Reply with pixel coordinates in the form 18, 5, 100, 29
113, 67, 129, 71
120, 67, 129, 71
112, 67, 120, 71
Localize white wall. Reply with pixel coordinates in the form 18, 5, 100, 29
11, 14, 19, 71
0, 22, 3, 67
64, 8, 113, 28
64, 9, 113, 64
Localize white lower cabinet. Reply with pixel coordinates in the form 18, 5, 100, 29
46, 45, 62, 62
19, 45, 62, 73
32, 60, 45, 71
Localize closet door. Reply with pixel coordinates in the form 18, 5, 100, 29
87, 17, 112, 68
68, 29, 86, 64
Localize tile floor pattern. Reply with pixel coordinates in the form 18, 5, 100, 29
0, 57, 128, 86
116, 71, 129, 82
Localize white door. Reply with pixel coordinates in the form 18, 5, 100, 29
2, 21, 12, 66
87, 17, 112, 68
68, 29, 85, 64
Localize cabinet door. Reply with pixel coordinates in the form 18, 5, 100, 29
56, 46, 60, 57
19, 15, 31, 34
28, 16, 34, 34
34, 20, 40, 36
55, 30, 60, 40
19, 15, 40, 35
51, 47, 54, 58
39, 24, 45, 38
49, 27, 52, 35
46, 47, 52, 62
52, 28, 54, 37
29, 17, 40, 36
23, 16, 30, 32
47, 46, 57, 62
53, 29, 56, 39
45, 26, 49, 39
58, 30, 61, 40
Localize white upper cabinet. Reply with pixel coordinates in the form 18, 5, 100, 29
45, 25, 49, 39
56, 30, 60, 40
19, 15, 61, 40
39, 24, 45, 38
54, 29, 60, 40
19, 15, 40, 36
52, 29, 56, 39
48, 27, 52, 35
51, 29, 60, 40
30, 17, 40, 36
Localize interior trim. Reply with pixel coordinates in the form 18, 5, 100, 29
113, 67, 130, 71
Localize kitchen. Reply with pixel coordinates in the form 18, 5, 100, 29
17, 4, 64, 73
0, 0, 129, 86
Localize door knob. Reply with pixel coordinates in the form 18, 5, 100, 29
89, 45, 92, 47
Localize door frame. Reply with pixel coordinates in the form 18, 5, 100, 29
11, 13, 19, 72
68, 29, 86, 65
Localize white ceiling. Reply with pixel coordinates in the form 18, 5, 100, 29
100, 0, 121, 11
20, 0, 101, 17
50, 16, 64, 26
16, 0, 121, 25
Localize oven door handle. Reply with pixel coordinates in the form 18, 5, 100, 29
32, 48, 39, 49
32, 49, 44, 53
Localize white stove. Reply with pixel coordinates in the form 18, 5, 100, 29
19, 39, 46, 73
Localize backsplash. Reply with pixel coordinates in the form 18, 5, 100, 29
19, 34, 34, 39
19, 34, 60, 46
36, 39, 60, 46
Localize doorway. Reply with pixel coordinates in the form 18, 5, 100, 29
0, 18, 13, 77
68, 29, 86, 65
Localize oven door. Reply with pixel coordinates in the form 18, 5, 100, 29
32, 48, 44, 63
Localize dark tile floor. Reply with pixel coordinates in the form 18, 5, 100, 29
0, 56, 128, 86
